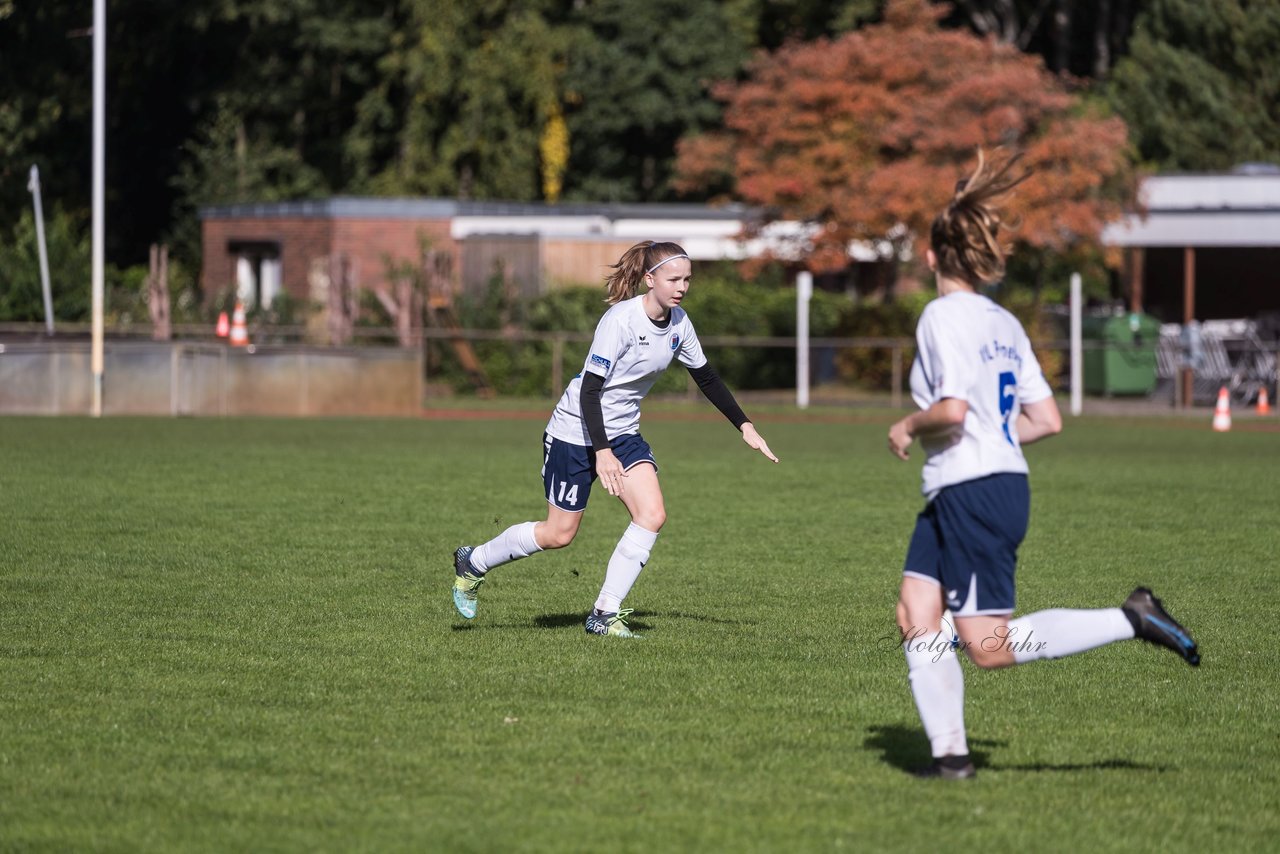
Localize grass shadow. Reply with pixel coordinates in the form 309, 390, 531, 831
530, 611, 654, 632
864, 723, 991, 773
531, 610, 749, 630
451, 610, 747, 632
450, 612, 653, 632
531, 611, 655, 632
864, 724, 1166, 775
640, 609, 750, 626
988, 758, 1169, 773
533, 612, 592, 630
449, 621, 519, 632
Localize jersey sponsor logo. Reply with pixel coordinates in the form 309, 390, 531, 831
980, 339, 1024, 371
670, 334, 680, 351
590, 353, 612, 370
638, 335, 649, 346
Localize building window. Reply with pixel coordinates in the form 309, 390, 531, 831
229, 241, 282, 308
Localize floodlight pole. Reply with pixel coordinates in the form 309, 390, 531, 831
1070, 272, 1082, 417
27, 166, 55, 336
91, 0, 106, 416
796, 270, 812, 410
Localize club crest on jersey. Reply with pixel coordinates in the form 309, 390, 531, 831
670, 335, 680, 351
590, 353, 612, 370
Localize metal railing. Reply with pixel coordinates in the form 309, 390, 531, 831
4, 322, 1275, 409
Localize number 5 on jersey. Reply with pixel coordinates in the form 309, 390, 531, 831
998, 371, 1017, 446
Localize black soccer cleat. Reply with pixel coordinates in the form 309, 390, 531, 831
913, 755, 976, 780
1122, 587, 1200, 666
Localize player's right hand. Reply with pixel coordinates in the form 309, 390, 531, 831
888, 418, 914, 461
595, 448, 627, 496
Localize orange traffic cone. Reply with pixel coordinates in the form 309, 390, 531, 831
229, 300, 249, 347
215, 311, 230, 338
1212, 386, 1231, 432
1257, 387, 1272, 416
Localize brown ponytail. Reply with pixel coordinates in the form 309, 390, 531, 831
604, 241, 688, 304
929, 150, 1031, 286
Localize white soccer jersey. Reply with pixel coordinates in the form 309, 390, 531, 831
909, 291, 1053, 496
545, 295, 707, 445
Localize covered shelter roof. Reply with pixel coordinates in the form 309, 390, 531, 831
1102, 165, 1280, 248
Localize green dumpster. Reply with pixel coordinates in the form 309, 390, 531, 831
1082, 313, 1160, 395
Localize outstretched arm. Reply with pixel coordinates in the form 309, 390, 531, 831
687, 364, 779, 463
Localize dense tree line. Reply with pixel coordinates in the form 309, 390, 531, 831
1, 0, 1277, 319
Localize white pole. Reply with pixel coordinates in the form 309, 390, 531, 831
91, 0, 106, 416
1070, 272, 1083, 416
796, 270, 812, 410
27, 166, 55, 335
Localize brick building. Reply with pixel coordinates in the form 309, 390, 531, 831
199, 198, 807, 309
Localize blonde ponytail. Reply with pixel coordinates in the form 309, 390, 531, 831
929, 150, 1031, 286
604, 241, 688, 304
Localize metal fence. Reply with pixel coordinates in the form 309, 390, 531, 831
418, 328, 1278, 408
3, 322, 1275, 412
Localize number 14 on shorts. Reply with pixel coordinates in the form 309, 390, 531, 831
552, 479, 580, 508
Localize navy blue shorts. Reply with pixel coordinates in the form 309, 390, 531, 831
541, 432, 657, 513
903, 473, 1030, 616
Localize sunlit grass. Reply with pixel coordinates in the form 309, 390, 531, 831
1, 414, 1275, 851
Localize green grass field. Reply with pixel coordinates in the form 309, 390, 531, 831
2, 411, 1277, 851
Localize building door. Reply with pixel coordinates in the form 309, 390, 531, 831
229, 241, 282, 308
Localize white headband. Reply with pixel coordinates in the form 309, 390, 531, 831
646, 253, 690, 274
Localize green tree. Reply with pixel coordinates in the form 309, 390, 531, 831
167, 0, 394, 260
744, 0, 879, 47
940, 0, 1143, 78
0, 0, 392, 268
0, 1, 94, 251
168, 96, 330, 264
1107, 0, 1280, 170
559, 0, 753, 202
351, 1, 572, 200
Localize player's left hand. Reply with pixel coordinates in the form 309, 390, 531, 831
888, 418, 914, 461
741, 423, 779, 463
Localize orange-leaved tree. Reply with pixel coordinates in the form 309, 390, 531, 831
675, 0, 1138, 276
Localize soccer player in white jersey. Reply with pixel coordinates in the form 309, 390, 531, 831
887, 151, 1200, 779
451, 241, 778, 637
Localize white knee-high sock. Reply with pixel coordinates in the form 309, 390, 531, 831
904, 639, 969, 759
469, 521, 543, 574
1006, 608, 1135, 664
594, 523, 658, 613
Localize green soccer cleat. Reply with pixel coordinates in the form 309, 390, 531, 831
584, 607, 640, 638
451, 546, 485, 620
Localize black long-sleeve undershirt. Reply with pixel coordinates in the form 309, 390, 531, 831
687, 363, 749, 429
579, 371, 611, 450
579, 364, 751, 452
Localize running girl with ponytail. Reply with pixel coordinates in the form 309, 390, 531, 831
889, 150, 1200, 779
451, 241, 778, 637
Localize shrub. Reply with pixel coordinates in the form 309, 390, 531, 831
0, 208, 91, 322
